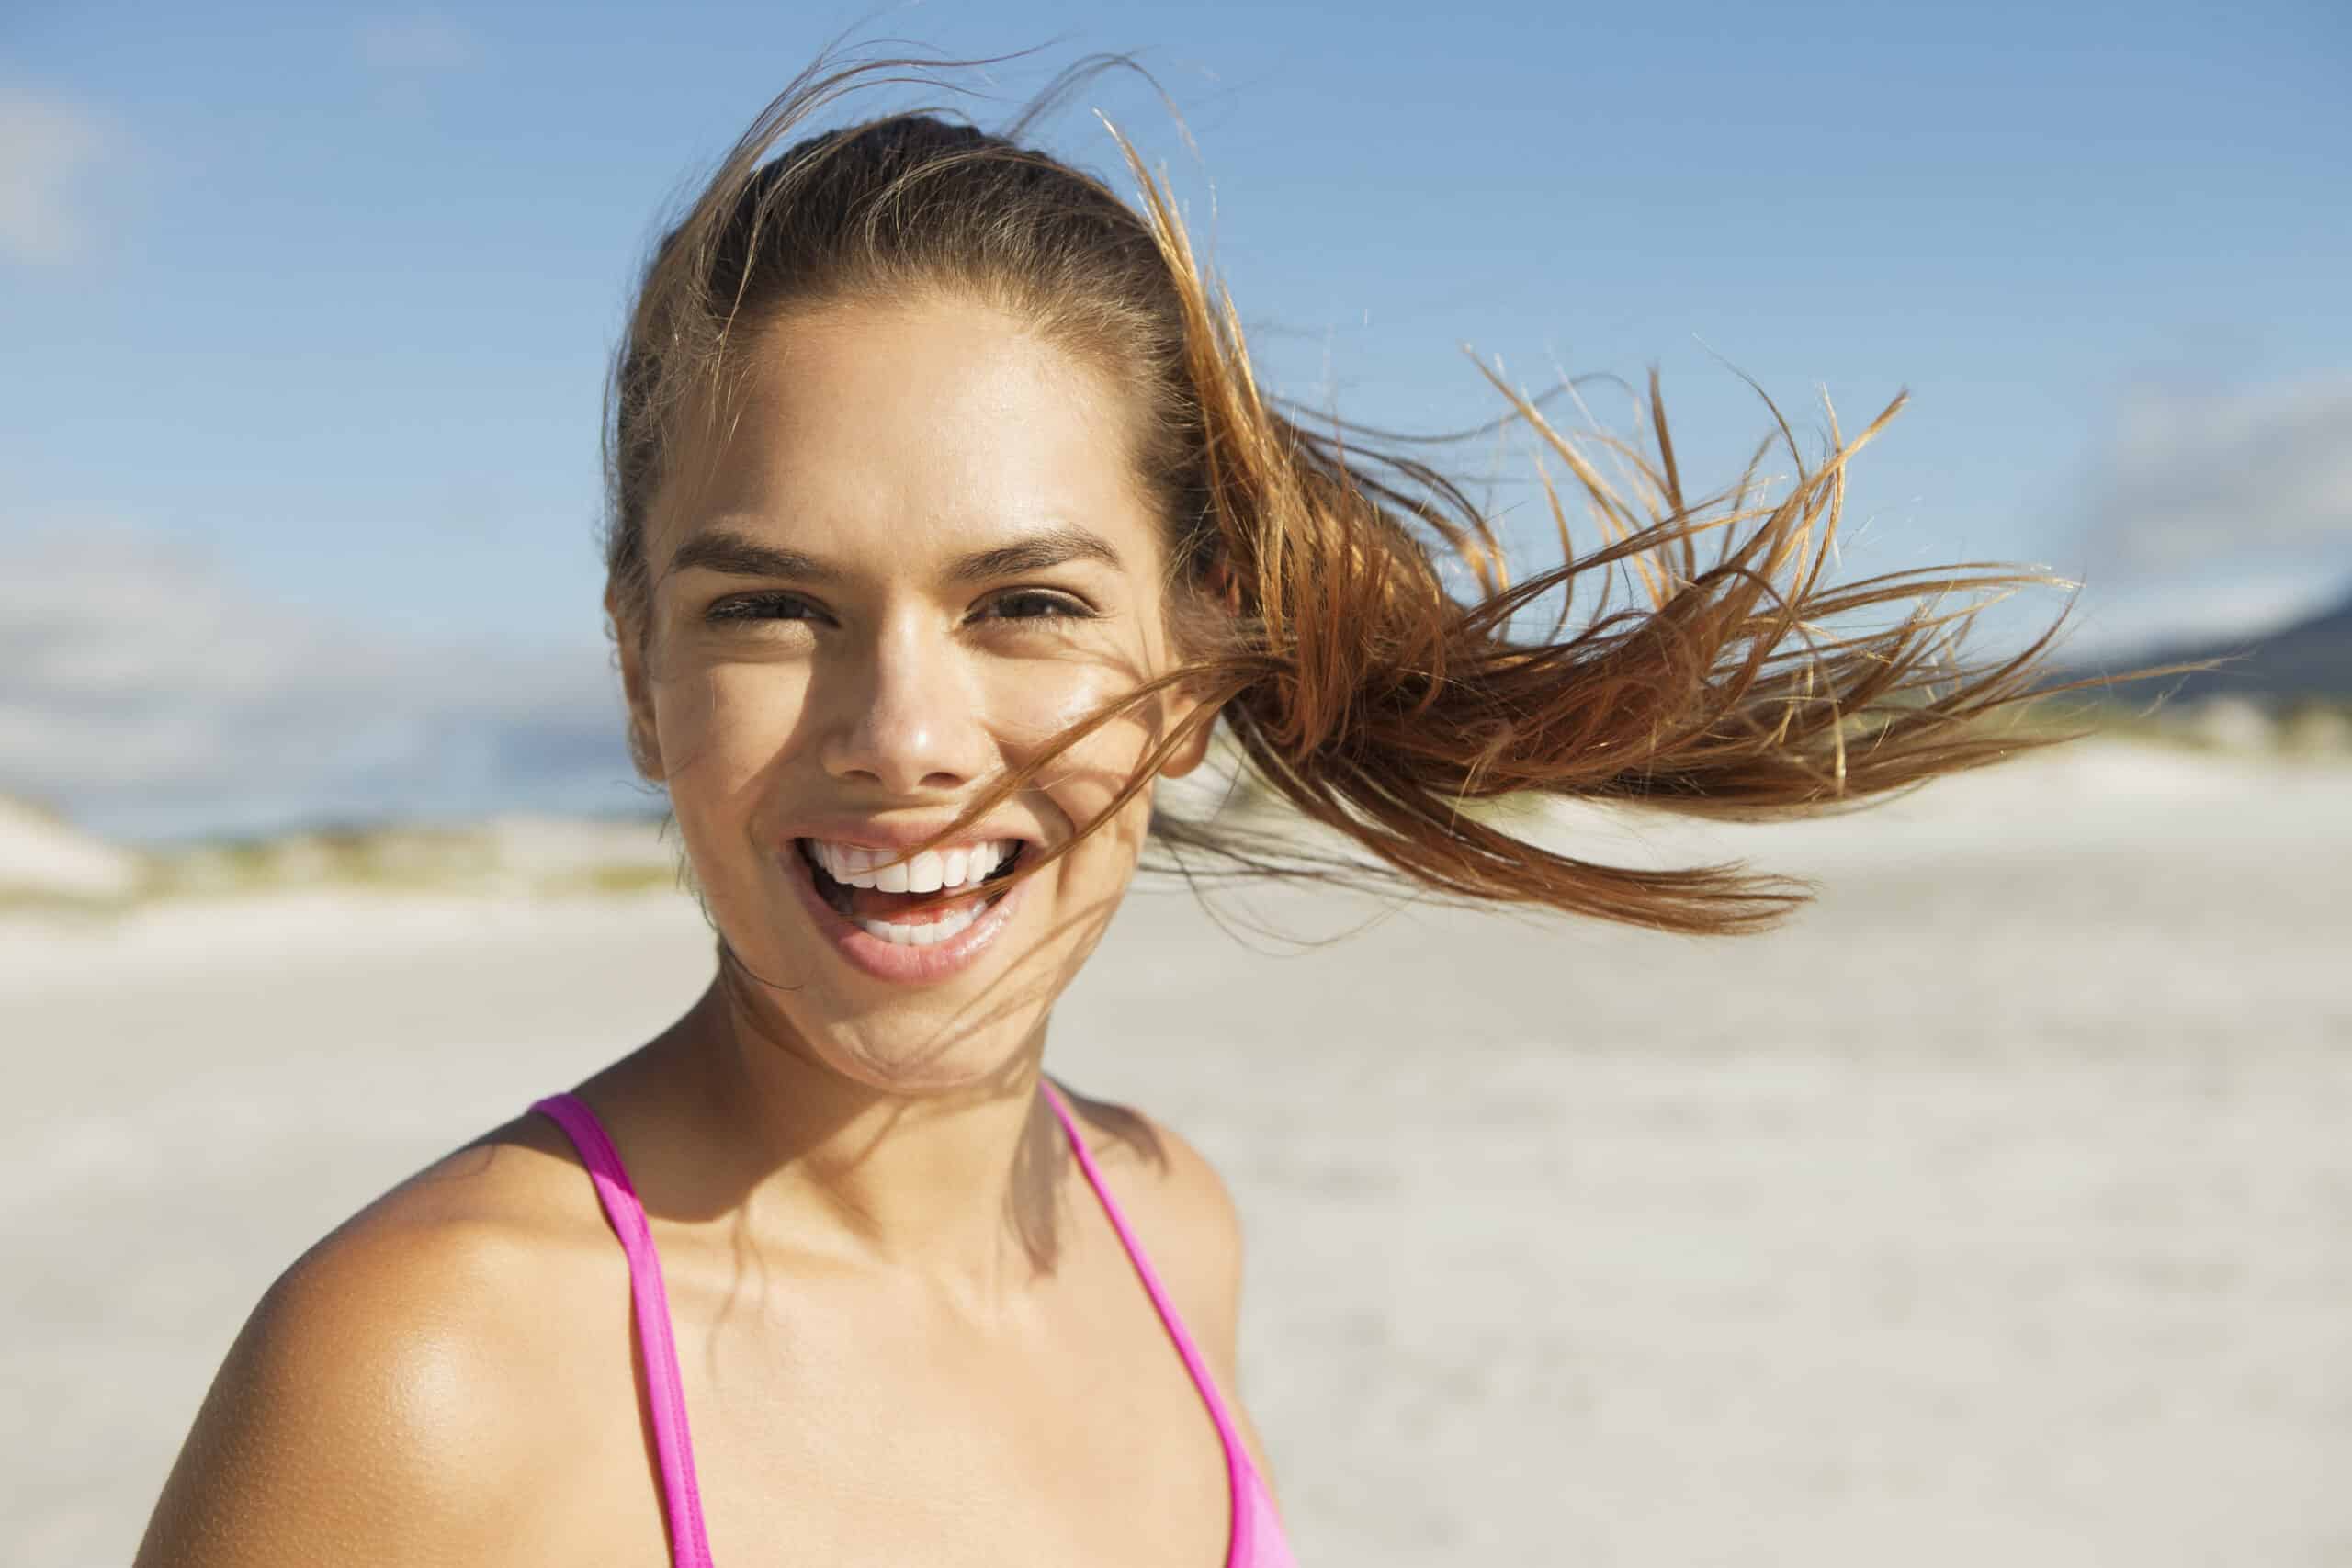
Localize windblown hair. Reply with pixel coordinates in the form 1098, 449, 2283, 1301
603, 44, 2103, 938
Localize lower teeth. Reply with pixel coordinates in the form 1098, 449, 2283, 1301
855, 894, 997, 948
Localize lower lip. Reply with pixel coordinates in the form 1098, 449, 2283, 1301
783, 842, 1026, 984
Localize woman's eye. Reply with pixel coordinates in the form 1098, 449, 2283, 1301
707, 592, 821, 625
985, 591, 1093, 624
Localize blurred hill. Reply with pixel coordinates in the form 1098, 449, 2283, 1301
0, 801, 680, 909
2060, 587, 2352, 705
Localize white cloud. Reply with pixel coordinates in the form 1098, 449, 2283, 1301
0, 85, 114, 266
357, 13, 481, 75
2081, 373, 2352, 572
0, 525, 643, 842
2066, 372, 2352, 654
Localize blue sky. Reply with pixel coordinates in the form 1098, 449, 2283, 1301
4, 0, 2348, 840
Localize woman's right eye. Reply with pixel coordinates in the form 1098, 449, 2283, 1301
707, 592, 822, 625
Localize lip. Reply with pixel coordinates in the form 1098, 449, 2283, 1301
783, 835, 1028, 985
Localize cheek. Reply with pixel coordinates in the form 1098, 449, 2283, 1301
657, 663, 811, 806
994, 644, 1165, 752
981, 648, 1170, 852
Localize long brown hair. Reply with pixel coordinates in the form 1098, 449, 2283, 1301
604, 44, 2111, 938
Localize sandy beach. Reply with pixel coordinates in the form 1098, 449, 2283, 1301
6, 739, 2347, 1566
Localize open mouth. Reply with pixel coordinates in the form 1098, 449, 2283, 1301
796, 838, 1026, 921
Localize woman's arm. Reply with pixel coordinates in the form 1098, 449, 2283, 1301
133, 1219, 540, 1567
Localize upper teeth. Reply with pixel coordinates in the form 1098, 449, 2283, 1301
805, 839, 1015, 894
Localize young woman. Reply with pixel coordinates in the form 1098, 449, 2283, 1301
133, 48, 2086, 1568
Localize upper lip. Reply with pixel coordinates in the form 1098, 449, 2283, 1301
787, 818, 1038, 858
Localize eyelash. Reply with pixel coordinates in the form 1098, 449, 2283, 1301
705, 590, 1096, 627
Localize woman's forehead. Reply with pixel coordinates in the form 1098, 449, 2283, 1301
652, 296, 1158, 573
740, 292, 1127, 452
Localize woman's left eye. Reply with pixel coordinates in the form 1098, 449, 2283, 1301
984, 591, 1093, 624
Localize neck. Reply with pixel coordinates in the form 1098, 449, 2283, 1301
626, 974, 1078, 1318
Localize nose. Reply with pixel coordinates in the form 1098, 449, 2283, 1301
817, 609, 993, 795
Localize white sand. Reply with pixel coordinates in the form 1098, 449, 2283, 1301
6, 740, 2347, 1566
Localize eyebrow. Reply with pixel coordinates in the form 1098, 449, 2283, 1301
663, 521, 1125, 586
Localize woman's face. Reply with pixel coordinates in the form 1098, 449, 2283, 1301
616, 290, 1213, 1092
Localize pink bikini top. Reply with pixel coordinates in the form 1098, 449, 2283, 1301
529, 1081, 1296, 1567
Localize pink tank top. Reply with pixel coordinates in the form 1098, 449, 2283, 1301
529, 1082, 1296, 1567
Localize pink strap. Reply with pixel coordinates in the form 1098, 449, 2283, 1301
530, 1093, 715, 1568
1038, 1080, 1256, 1568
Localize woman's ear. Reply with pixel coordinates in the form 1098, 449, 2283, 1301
606, 583, 667, 783
1156, 696, 1225, 781
1157, 557, 1238, 781
1204, 556, 1241, 615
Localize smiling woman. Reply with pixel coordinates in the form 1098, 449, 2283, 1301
634, 290, 1221, 1018
133, 39, 2098, 1568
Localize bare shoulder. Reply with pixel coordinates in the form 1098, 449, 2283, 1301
134, 1111, 619, 1567
1054, 1080, 1283, 1497
1053, 1080, 1246, 1367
